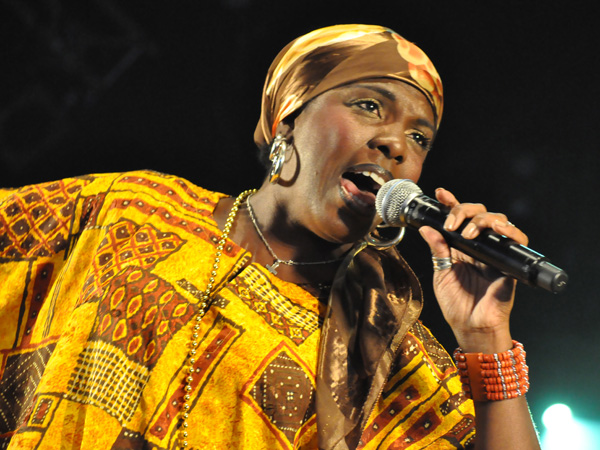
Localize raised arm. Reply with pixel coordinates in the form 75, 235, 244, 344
418, 187, 541, 450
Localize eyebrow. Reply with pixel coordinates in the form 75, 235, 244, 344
415, 118, 436, 134
352, 84, 397, 101
352, 84, 436, 133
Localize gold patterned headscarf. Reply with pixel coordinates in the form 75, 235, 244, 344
254, 24, 443, 149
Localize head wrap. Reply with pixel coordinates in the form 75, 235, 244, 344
254, 24, 443, 149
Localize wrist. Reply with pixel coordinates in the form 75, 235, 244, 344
454, 327, 513, 354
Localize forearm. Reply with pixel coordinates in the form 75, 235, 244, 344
418, 192, 542, 448
472, 397, 540, 450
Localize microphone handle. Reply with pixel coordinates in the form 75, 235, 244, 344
402, 196, 568, 293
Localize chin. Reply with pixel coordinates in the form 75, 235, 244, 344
327, 218, 376, 246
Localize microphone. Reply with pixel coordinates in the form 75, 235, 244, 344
375, 179, 568, 293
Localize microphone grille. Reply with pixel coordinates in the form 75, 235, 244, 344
376, 179, 423, 226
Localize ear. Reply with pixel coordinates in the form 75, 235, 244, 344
273, 115, 296, 142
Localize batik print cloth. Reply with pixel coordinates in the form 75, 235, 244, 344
0, 171, 475, 449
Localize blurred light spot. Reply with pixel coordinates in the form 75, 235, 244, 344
541, 404, 599, 450
542, 403, 573, 429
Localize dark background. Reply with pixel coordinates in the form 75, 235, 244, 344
2, 0, 599, 429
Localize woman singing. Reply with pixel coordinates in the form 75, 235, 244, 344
0, 24, 540, 449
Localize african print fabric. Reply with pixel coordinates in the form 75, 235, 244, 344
0, 171, 474, 449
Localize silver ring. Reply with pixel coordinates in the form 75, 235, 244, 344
432, 256, 453, 272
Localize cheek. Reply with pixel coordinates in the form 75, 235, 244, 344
408, 166, 423, 183
298, 116, 359, 166
392, 154, 426, 182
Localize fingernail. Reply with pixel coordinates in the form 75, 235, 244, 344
494, 219, 509, 228
444, 215, 455, 230
463, 223, 477, 238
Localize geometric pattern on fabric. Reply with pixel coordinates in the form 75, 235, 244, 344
110, 176, 238, 262
441, 392, 469, 416
241, 342, 316, 449
148, 313, 244, 444
92, 266, 197, 369
111, 427, 167, 450
359, 324, 475, 449
27, 394, 60, 428
66, 340, 150, 424
18, 261, 55, 348
387, 407, 444, 447
229, 265, 321, 345
411, 320, 455, 376
79, 192, 108, 230
176, 278, 230, 309
0, 178, 90, 259
6, 393, 62, 448
0, 344, 56, 438
360, 383, 422, 446
117, 174, 217, 219
439, 415, 476, 448
79, 218, 185, 305
109, 192, 231, 257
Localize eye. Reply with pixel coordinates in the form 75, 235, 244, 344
354, 99, 382, 118
408, 131, 432, 151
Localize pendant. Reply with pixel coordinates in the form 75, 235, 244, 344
266, 260, 280, 274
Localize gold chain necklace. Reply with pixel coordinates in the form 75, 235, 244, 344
178, 188, 256, 449
246, 194, 343, 275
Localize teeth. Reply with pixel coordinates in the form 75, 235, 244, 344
361, 171, 385, 187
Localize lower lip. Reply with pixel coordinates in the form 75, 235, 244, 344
339, 177, 377, 215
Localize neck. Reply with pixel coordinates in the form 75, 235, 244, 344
214, 185, 352, 283
246, 188, 352, 263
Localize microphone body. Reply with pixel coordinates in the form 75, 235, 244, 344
376, 180, 568, 293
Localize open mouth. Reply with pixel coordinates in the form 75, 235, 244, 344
339, 165, 392, 213
342, 171, 386, 196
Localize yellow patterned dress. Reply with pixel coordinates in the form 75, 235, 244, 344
0, 171, 475, 449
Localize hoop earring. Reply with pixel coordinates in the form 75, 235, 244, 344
269, 134, 288, 184
365, 226, 406, 250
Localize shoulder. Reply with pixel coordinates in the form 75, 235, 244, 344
2, 170, 227, 209
103, 170, 225, 200
1, 170, 229, 238
107, 170, 227, 218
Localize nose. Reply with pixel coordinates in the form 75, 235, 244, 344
369, 130, 406, 163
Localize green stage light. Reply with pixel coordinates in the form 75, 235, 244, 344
541, 403, 598, 450
542, 403, 573, 429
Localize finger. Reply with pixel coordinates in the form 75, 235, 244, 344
435, 187, 460, 208
458, 212, 530, 246
436, 187, 490, 232
461, 212, 507, 239
434, 189, 529, 245
444, 203, 488, 232
436, 188, 461, 231
419, 225, 451, 258
492, 219, 529, 246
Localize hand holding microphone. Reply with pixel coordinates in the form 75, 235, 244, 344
375, 179, 568, 293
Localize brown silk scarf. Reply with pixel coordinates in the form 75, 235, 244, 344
317, 243, 423, 449
252, 25, 444, 449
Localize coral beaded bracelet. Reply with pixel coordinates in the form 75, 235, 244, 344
453, 340, 530, 402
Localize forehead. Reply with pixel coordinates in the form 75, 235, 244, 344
340, 78, 431, 103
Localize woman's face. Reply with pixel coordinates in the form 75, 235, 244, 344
276, 78, 436, 244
